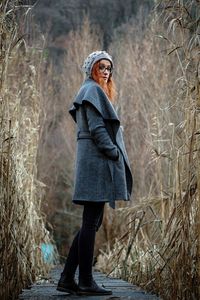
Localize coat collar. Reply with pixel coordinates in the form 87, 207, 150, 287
69, 78, 120, 124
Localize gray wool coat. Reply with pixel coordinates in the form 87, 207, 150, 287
69, 78, 133, 208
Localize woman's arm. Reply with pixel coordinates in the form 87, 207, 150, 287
84, 102, 119, 161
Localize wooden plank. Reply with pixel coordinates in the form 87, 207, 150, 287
19, 266, 160, 300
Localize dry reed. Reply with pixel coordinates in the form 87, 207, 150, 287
0, 1, 56, 299
97, 1, 200, 299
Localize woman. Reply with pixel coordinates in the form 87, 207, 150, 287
57, 50, 133, 296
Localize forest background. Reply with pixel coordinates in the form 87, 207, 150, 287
0, 0, 199, 299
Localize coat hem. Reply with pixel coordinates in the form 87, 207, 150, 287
72, 198, 130, 205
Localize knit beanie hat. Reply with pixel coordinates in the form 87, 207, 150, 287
82, 50, 113, 78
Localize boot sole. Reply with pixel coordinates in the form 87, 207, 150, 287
77, 291, 112, 296
56, 286, 77, 295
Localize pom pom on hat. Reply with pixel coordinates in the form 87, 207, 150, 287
82, 50, 113, 77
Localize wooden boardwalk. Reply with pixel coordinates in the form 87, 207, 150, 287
19, 265, 160, 300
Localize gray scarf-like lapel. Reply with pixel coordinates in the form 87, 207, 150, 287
69, 78, 120, 125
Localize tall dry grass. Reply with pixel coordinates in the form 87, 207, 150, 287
97, 1, 200, 299
0, 1, 56, 299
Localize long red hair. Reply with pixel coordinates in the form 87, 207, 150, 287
91, 61, 117, 102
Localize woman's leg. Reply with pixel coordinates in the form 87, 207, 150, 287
77, 202, 112, 295
57, 229, 80, 293
61, 202, 104, 281
61, 230, 80, 279
78, 202, 105, 285
57, 202, 112, 295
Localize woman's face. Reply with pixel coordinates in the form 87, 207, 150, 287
97, 59, 112, 83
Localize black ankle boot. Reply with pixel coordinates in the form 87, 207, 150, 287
77, 278, 112, 295
57, 273, 79, 294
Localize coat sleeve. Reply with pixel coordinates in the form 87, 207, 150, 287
84, 102, 119, 161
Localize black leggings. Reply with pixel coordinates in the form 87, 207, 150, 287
62, 202, 105, 285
